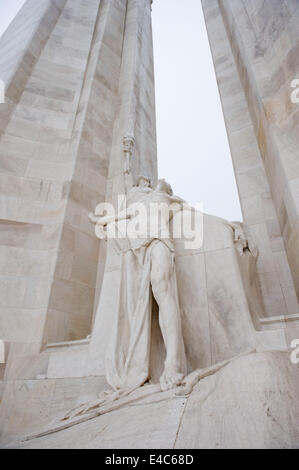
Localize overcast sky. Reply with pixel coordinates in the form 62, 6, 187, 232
0, 0, 25, 37
152, 0, 242, 220
0, 0, 242, 221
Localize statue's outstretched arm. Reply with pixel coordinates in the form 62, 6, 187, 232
89, 208, 133, 227
89, 213, 99, 224
88, 213, 115, 226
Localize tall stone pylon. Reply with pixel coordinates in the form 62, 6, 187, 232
0, 0, 157, 352
202, 0, 299, 322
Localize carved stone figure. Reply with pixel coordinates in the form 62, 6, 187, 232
90, 178, 189, 392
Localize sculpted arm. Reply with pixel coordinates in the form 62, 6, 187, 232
89, 207, 133, 227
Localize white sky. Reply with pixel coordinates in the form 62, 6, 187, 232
0, 0, 242, 221
152, 0, 242, 220
0, 0, 25, 37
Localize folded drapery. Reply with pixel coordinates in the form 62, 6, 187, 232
106, 238, 186, 390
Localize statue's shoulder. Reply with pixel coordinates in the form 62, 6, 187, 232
129, 186, 152, 195
127, 187, 152, 206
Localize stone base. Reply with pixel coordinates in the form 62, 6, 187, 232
4, 351, 299, 449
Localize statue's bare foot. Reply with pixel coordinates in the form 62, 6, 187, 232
160, 367, 184, 392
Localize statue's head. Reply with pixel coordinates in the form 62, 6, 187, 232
156, 179, 173, 196
137, 175, 151, 188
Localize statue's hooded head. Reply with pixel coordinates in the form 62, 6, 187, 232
137, 175, 151, 188
156, 179, 173, 196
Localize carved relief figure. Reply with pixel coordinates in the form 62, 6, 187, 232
90, 178, 189, 392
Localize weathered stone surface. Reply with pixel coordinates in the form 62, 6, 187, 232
202, 0, 299, 313
175, 351, 299, 449
0, 0, 157, 346
3, 352, 298, 449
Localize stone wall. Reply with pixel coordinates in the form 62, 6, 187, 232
202, 0, 299, 319
86, 0, 158, 376
0, 0, 157, 349
43, 0, 127, 344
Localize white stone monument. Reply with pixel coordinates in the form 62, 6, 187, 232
0, 0, 298, 449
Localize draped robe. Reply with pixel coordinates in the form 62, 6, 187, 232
104, 188, 187, 390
